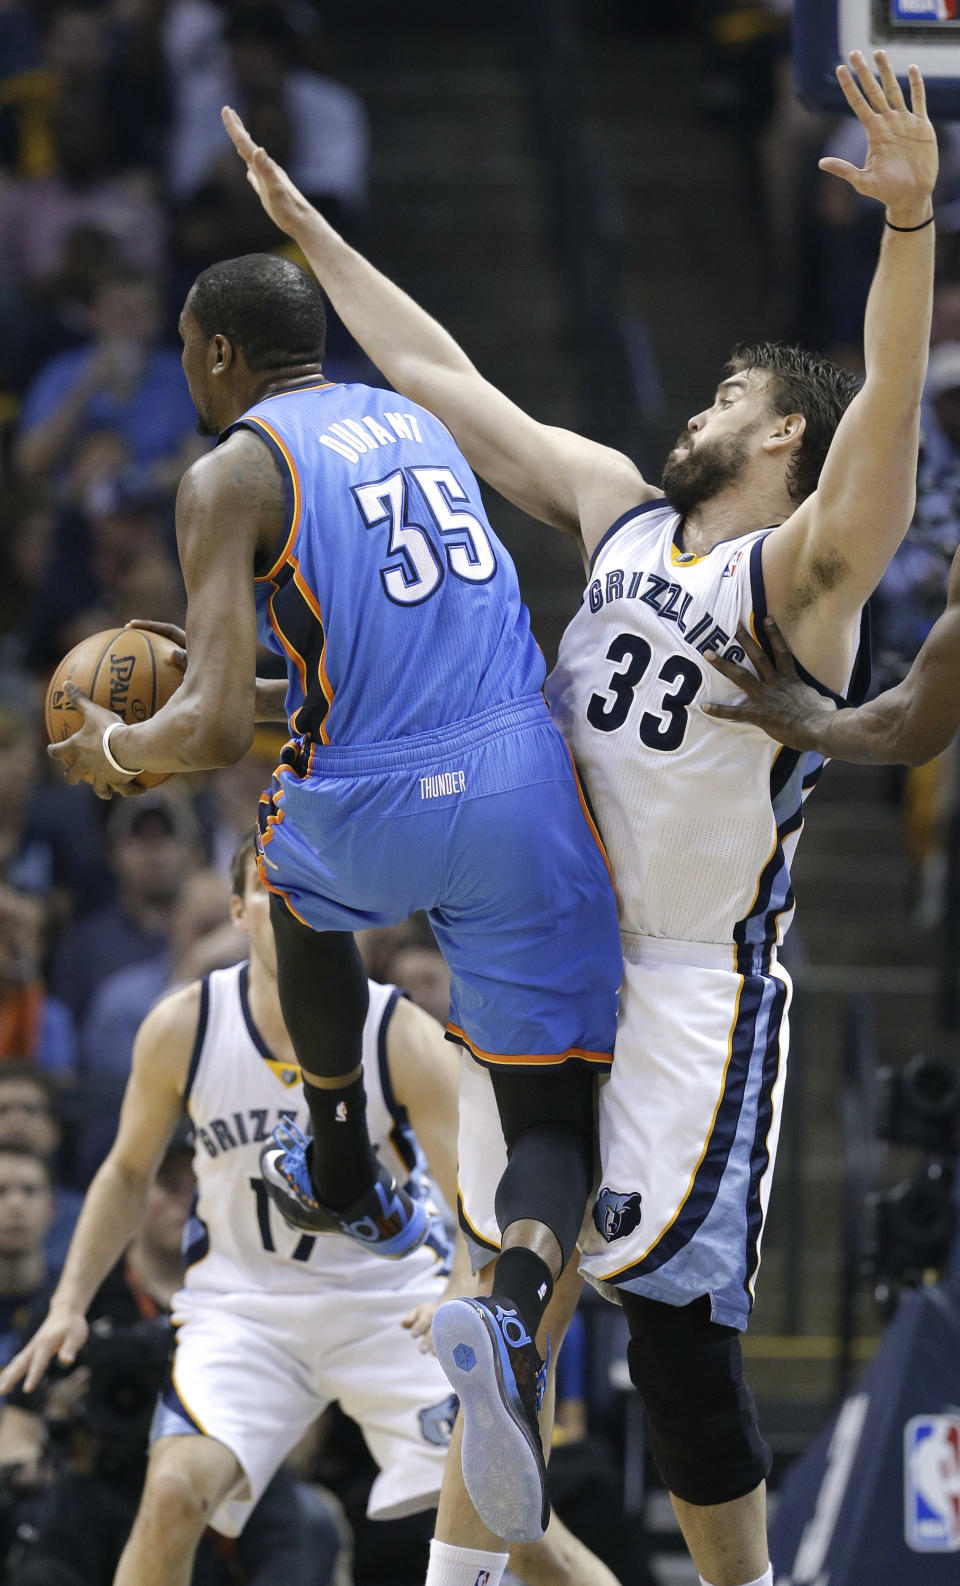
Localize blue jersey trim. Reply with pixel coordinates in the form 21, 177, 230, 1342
748, 536, 872, 706
238, 961, 276, 1064
611, 972, 770, 1282
220, 417, 297, 582
182, 977, 210, 1107
742, 972, 790, 1302
376, 986, 419, 1177
376, 986, 407, 1123
588, 498, 666, 573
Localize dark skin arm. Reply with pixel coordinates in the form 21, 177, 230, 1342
125, 621, 290, 723
704, 546, 960, 766
48, 430, 287, 795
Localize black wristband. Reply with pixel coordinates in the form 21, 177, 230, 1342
885, 214, 935, 232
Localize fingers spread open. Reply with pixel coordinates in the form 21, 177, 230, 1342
848, 50, 887, 114
705, 653, 757, 691
702, 701, 752, 721
907, 63, 927, 121
873, 50, 906, 112
733, 623, 774, 681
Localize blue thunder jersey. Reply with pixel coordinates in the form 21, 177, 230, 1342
222, 382, 545, 745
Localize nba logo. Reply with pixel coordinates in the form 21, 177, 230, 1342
472, 1573, 491, 1586
722, 547, 745, 579
904, 1414, 960, 1551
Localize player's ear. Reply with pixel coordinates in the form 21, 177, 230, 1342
211, 334, 234, 375
230, 893, 246, 932
763, 411, 805, 455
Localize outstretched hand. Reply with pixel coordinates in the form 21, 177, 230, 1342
222, 105, 316, 240
0, 1308, 89, 1397
702, 618, 838, 751
821, 50, 937, 222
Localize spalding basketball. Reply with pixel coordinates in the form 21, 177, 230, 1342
44, 627, 183, 789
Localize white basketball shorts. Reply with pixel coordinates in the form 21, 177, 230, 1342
151, 1268, 457, 1537
458, 937, 791, 1332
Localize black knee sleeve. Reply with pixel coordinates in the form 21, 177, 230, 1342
622, 1293, 771, 1506
490, 1064, 595, 1265
269, 895, 368, 1076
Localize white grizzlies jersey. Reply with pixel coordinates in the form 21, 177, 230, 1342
547, 501, 869, 967
181, 965, 449, 1296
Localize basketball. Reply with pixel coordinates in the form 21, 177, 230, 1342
44, 627, 183, 789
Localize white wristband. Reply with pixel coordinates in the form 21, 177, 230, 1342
102, 722, 142, 778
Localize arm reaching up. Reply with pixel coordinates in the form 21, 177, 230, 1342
221, 106, 653, 552
762, 52, 938, 687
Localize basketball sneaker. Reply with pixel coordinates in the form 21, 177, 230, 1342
431, 1294, 550, 1543
259, 1119, 429, 1257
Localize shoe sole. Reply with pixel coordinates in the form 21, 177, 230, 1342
432, 1299, 547, 1543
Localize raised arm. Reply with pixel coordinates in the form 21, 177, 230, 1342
222, 107, 652, 552
763, 53, 938, 677
0, 986, 196, 1395
705, 546, 960, 765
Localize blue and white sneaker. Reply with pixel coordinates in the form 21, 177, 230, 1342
259, 1120, 429, 1258
431, 1294, 549, 1543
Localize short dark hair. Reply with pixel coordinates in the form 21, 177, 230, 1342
725, 342, 860, 504
189, 254, 326, 372
230, 832, 258, 900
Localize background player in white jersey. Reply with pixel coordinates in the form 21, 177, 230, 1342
223, 49, 937, 1586
0, 837, 617, 1586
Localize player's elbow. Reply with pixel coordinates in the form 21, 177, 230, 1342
199, 717, 255, 766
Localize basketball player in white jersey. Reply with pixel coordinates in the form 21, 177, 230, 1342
223, 48, 937, 1586
0, 837, 618, 1586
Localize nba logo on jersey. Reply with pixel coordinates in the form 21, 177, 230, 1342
904, 1414, 960, 1551
722, 546, 745, 579
472, 1573, 491, 1586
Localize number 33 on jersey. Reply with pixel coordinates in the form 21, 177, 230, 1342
547, 500, 868, 953
226, 381, 545, 747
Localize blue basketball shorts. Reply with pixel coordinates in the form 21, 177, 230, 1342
256, 694, 621, 1068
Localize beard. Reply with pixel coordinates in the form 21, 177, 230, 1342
194, 410, 219, 439
661, 421, 760, 518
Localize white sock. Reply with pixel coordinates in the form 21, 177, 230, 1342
425, 1539, 510, 1586
698, 1569, 772, 1586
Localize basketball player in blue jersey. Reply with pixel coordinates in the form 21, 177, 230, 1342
212, 49, 938, 1586
47, 160, 622, 1556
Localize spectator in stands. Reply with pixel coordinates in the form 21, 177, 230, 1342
0, 1145, 55, 1373
50, 790, 203, 1027
0, 688, 111, 916
0, 885, 75, 1078
165, 1, 368, 225
15, 270, 196, 483
356, 918, 430, 985
76, 867, 241, 1185
0, 1064, 82, 1271
0, 67, 166, 292
386, 944, 451, 1027
874, 341, 960, 684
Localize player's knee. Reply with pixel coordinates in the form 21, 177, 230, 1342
139, 1443, 227, 1540
623, 1294, 771, 1506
